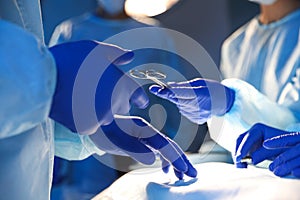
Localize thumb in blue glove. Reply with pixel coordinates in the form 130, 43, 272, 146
263, 132, 300, 178
49, 40, 149, 134
149, 78, 235, 124
89, 115, 197, 180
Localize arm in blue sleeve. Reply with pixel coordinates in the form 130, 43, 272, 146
0, 20, 56, 139
208, 78, 298, 153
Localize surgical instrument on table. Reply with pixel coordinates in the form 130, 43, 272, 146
241, 156, 252, 164
129, 69, 169, 88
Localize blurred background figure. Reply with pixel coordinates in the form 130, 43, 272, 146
221, 0, 300, 109
50, 0, 166, 45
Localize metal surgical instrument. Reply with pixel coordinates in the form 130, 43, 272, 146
129, 69, 169, 88
240, 156, 252, 164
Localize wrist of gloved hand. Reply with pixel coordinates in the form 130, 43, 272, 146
225, 87, 235, 113
221, 78, 297, 129
215, 85, 235, 116
49, 40, 99, 133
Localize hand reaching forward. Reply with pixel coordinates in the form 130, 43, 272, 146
89, 115, 198, 180
149, 78, 235, 124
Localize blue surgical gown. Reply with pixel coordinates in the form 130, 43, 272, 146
208, 9, 300, 152
0, 19, 57, 199
50, 13, 161, 46
221, 9, 300, 113
0, 2, 104, 199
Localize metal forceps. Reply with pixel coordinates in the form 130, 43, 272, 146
129, 69, 169, 88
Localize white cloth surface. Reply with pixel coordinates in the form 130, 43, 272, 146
93, 162, 300, 200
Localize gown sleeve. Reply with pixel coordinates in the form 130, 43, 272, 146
0, 20, 56, 139
208, 78, 298, 153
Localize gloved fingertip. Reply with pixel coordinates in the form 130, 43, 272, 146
186, 165, 198, 178
162, 165, 170, 174
149, 85, 163, 95
273, 167, 287, 177
161, 157, 170, 173
131, 88, 149, 109
235, 155, 242, 163
269, 163, 275, 171
113, 51, 134, 65
236, 162, 248, 168
149, 85, 174, 101
269, 156, 284, 171
174, 169, 184, 180
135, 98, 149, 109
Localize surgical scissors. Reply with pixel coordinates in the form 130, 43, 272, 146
129, 69, 169, 88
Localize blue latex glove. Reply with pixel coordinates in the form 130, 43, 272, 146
89, 115, 198, 180
49, 40, 149, 134
264, 132, 300, 178
149, 78, 235, 124
235, 123, 285, 168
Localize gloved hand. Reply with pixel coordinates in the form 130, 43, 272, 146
235, 123, 285, 168
264, 131, 300, 178
149, 78, 235, 124
89, 115, 198, 180
49, 40, 149, 134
